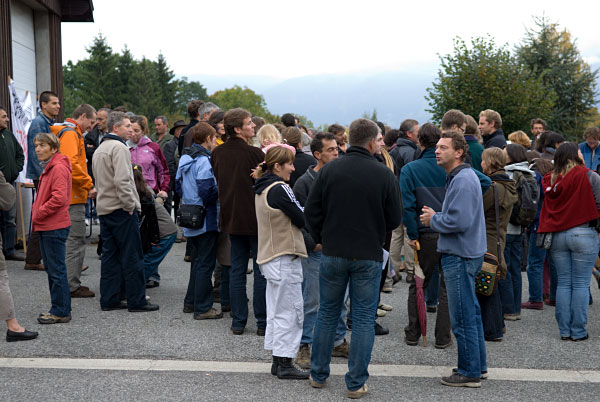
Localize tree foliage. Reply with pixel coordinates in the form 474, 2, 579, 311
208, 85, 279, 122
426, 36, 555, 135
516, 16, 599, 140
63, 34, 208, 125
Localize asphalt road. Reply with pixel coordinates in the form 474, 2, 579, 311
1, 226, 599, 401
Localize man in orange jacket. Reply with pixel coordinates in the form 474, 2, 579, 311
52, 104, 97, 298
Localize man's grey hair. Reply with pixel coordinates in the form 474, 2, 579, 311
349, 118, 379, 148
399, 119, 418, 138
198, 102, 219, 120
107, 111, 130, 132
98, 108, 111, 115
154, 115, 168, 124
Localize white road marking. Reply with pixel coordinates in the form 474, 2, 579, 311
0, 358, 598, 383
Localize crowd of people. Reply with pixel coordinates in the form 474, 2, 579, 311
1, 92, 600, 397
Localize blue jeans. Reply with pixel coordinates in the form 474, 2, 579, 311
426, 263, 440, 307
499, 234, 522, 315
144, 233, 176, 282
99, 210, 147, 310
441, 254, 487, 379
184, 231, 218, 313
301, 250, 347, 345
229, 234, 266, 330
0, 196, 16, 256
85, 199, 98, 220
550, 226, 598, 339
39, 227, 71, 317
527, 230, 547, 302
310, 255, 380, 391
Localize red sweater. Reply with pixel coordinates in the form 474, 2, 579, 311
32, 153, 72, 231
538, 166, 600, 233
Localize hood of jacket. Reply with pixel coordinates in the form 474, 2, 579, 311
254, 172, 282, 195
505, 161, 535, 177
179, 144, 211, 174
395, 137, 418, 150
136, 136, 152, 148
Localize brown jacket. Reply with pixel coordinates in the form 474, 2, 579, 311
211, 137, 264, 235
483, 171, 517, 279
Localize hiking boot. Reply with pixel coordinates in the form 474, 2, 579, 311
309, 375, 325, 388
37, 313, 71, 324
331, 339, 349, 358
275, 357, 309, 380
521, 301, 543, 310
441, 373, 481, 388
347, 383, 368, 399
452, 368, 488, 380
193, 308, 223, 320
296, 343, 311, 369
503, 313, 521, 321
70, 286, 95, 298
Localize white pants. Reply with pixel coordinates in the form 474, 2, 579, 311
260, 255, 304, 358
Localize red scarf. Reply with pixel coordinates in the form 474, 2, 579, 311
538, 166, 600, 233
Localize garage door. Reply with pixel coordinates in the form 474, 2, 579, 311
11, 0, 37, 100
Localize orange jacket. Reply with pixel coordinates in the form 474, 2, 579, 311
50, 119, 93, 204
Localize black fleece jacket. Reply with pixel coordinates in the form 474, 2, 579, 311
304, 146, 402, 262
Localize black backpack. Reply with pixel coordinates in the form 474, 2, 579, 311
509, 170, 539, 227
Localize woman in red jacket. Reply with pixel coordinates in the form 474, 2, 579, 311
32, 133, 73, 324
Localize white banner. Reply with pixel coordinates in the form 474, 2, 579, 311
8, 79, 34, 184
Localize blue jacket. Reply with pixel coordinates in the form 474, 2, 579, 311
430, 164, 487, 259
176, 144, 219, 237
26, 112, 54, 180
579, 142, 600, 172
400, 148, 491, 240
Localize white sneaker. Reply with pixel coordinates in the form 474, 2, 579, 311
85, 218, 90, 226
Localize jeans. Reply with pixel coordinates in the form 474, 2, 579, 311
310, 255, 380, 391
85, 199, 98, 220
499, 233, 522, 315
144, 233, 176, 282
0, 194, 16, 256
548, 254, 558, 301
441, 253, 487, 379
301, 250, 347, 345
527, 230, 547, 302
550, 226, 598, 339
39, 227, 71, 317
229, 234, 266, 330
184, 231, 218, 313
99, 210, 147, 310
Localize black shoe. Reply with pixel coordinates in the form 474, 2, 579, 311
404, 337, 418, 346
271, 356, 278, 376
257, 327, 266, 336
221, 305, 231, 312
183, 305, 194, 313
441, 373, 481, 388
452, 368, 488, 380
405, 273, 414, 283
101, 301, 128, 311
426, 306, 437, 313
374, 322, 389, 336
145, 280, 159, 289
434, 340, 452, 349
128, 303, 159, 312
485, 336, 503, 342
571, 334, 589, 342
231, 327, 244, 335
392, 273, 403, 285
6, 329, 39, 342
346, 319, 352, 331
561, 336, 572, 341
276, 357, 310, 380
5, 252, 25, 261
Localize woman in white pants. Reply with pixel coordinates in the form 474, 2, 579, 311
254, 144, 308, 380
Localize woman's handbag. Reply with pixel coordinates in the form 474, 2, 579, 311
535, 232, 553, 250
475, 183, 501, 296
177, 204, 206, 229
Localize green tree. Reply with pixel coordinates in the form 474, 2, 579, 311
174, 77, 208, 116
516, 16, 599, 140
126, 57, 162, 120
209, 85, 278, 121
155, 53, 178, 115
426, 37, 555, 135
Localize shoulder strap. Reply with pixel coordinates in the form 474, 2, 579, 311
492, 182, 501, 259
57, 126, 81, 140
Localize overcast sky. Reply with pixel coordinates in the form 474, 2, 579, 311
61, 0, 600, 79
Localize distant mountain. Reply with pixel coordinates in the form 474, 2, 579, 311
188, 70, 437, 128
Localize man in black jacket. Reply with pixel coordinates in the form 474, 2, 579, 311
479, 109, 507, 149
305, 118, 401, 398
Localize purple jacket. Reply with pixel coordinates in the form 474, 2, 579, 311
130, 136, 170, 193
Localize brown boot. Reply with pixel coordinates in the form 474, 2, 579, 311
24, 263, 44, 271
296, 343, 311, 369
70, 286, 95, 298
331, 339, 349, 358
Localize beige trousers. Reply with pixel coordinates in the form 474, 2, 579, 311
389, 225, 415, 274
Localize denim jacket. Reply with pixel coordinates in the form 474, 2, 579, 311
26, 113, 54, 180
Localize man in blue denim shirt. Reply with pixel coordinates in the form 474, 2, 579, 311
420, 131, 487, 388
